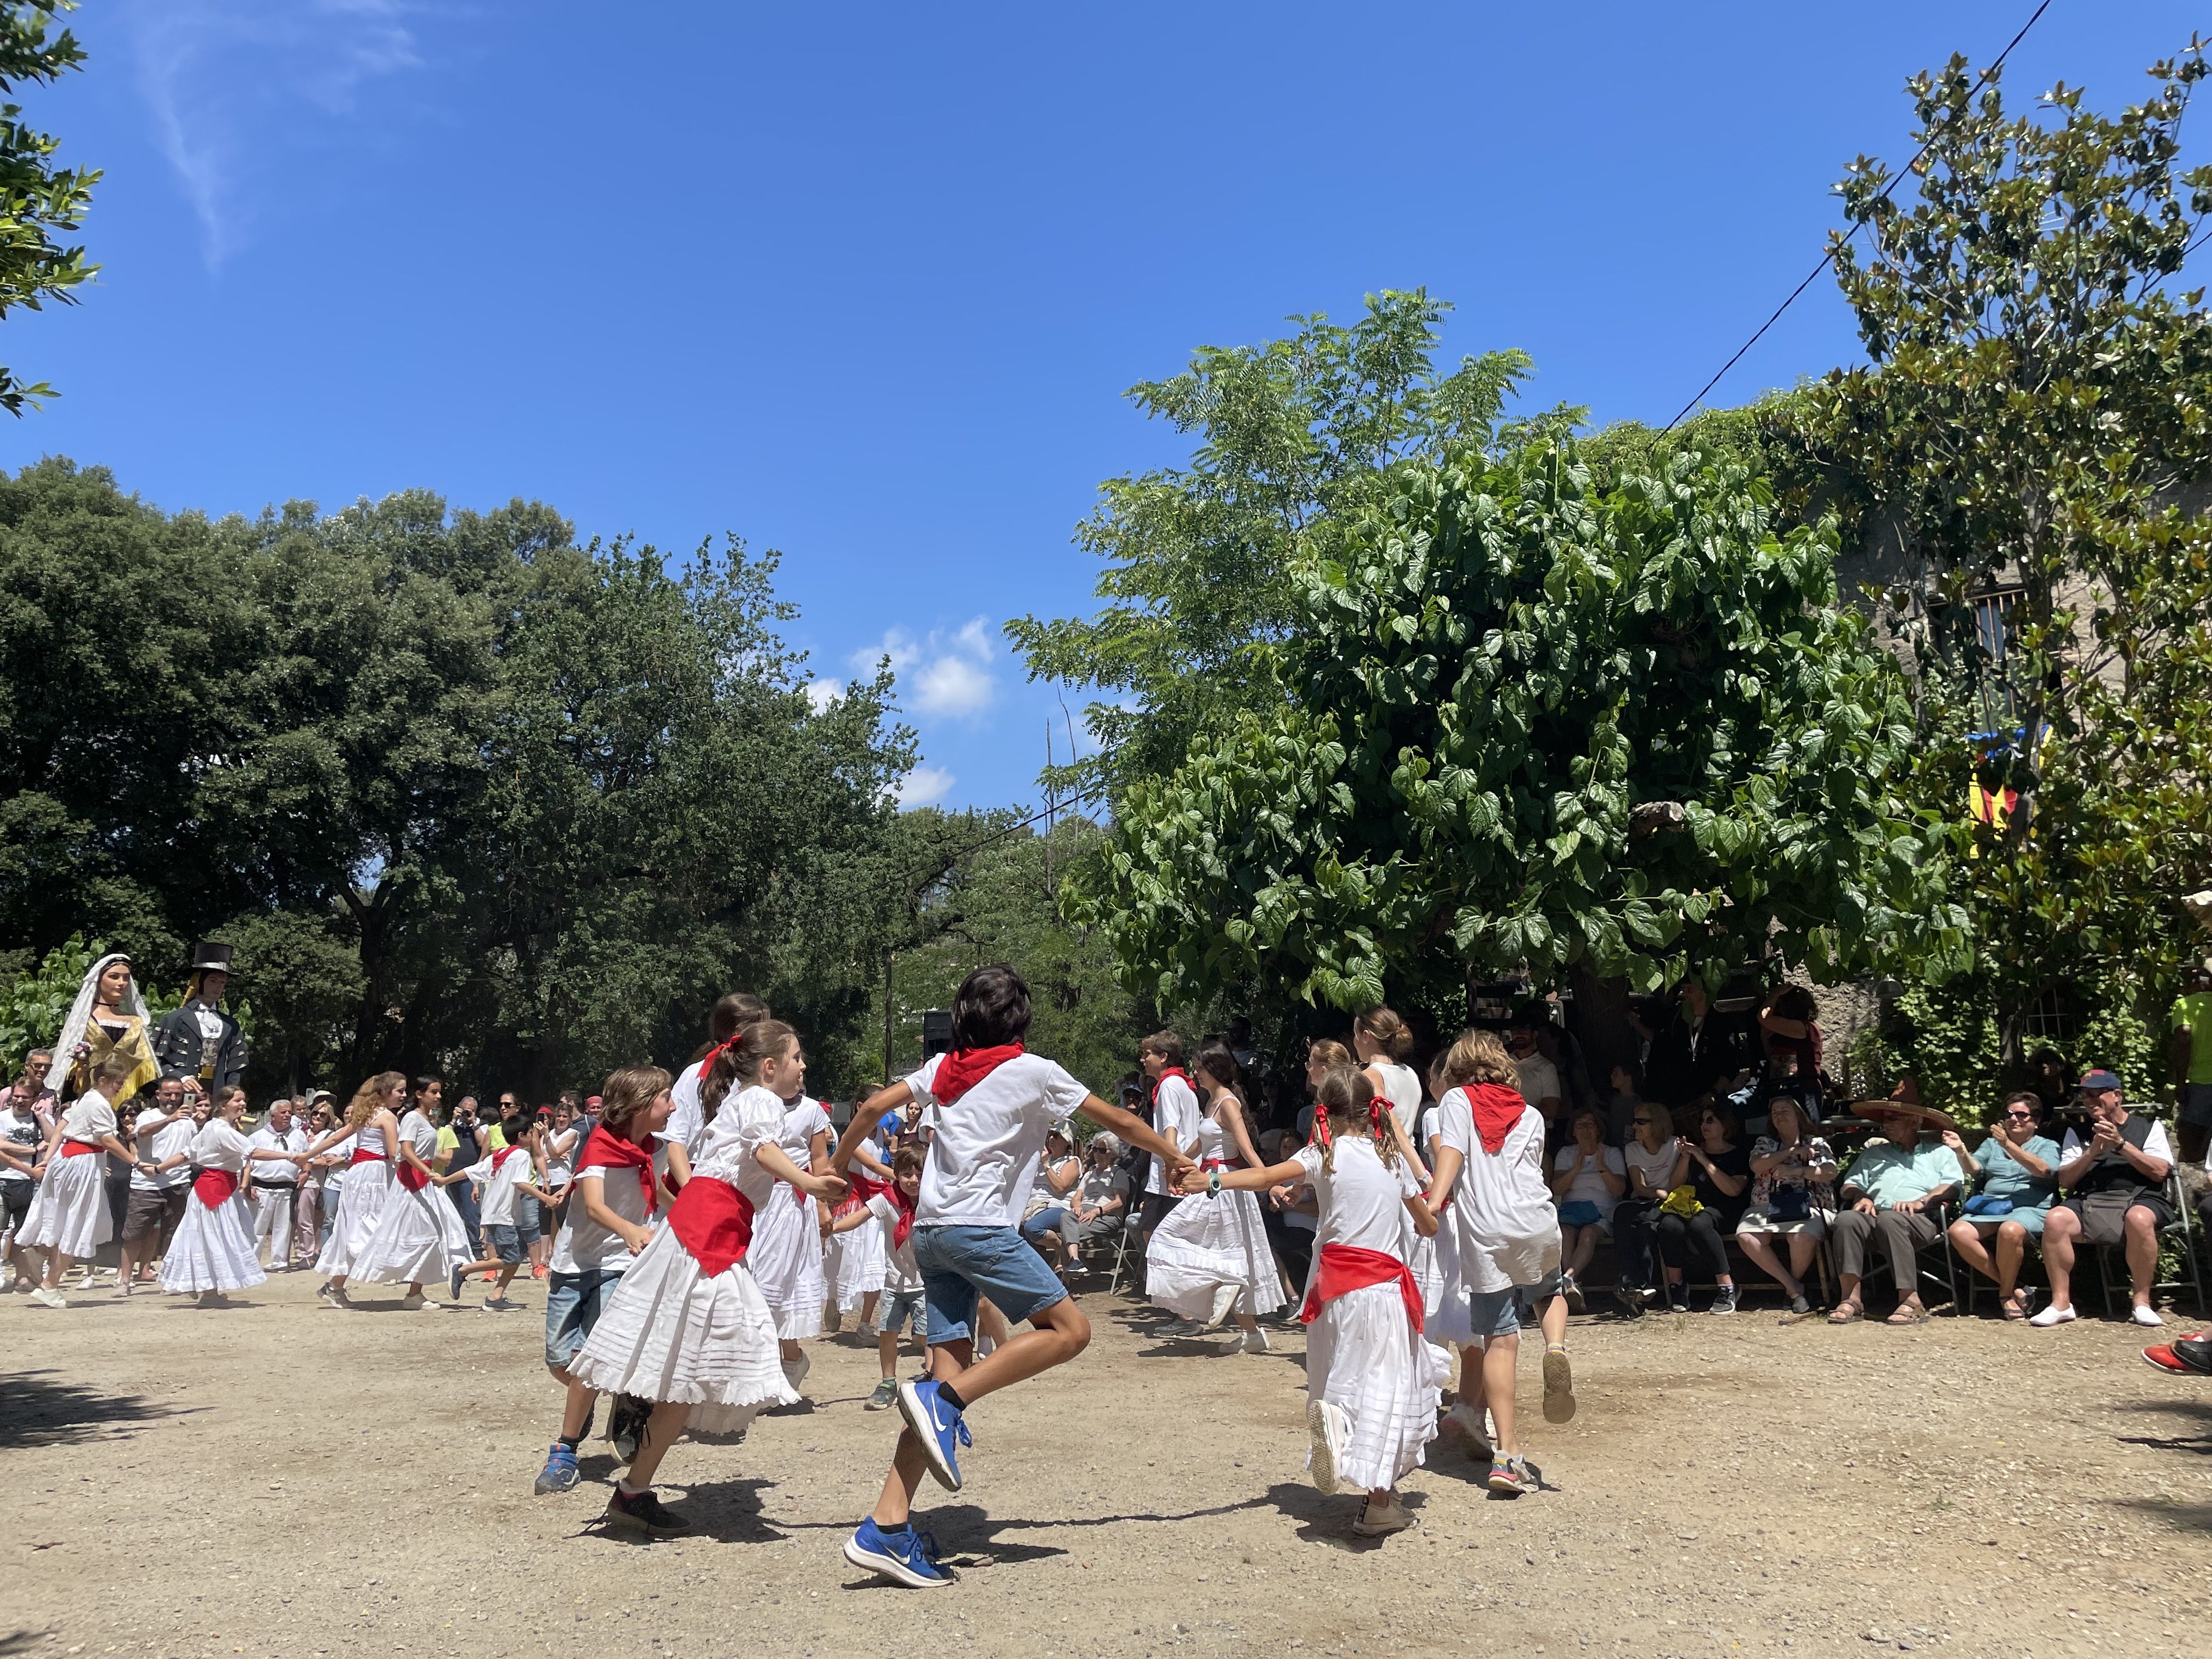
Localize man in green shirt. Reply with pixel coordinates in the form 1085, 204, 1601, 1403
1827, 1102, 1961, 1325
2168, 967, 2212, 1165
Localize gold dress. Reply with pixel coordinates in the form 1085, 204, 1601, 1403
69, 1011, 160, 1102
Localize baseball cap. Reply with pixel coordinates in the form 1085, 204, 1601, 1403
2078, 1069, 2124, 1093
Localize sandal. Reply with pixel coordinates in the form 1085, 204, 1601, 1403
1827, 1301, 1864, 1325
2000, 1291, 2030, 1322
1886, 1301, 1931, 1325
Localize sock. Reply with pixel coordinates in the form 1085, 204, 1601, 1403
876, 1520, 909, 1536
616, 1477, 647, 1497
935, 1382, 966, 1413
557, 1434, 582, 1453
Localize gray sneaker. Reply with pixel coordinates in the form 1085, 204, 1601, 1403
866, 1378, 898, 1410
1708, 1286, 1739, 1315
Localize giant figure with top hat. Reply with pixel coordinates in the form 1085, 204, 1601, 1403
153, 940, 247, 1094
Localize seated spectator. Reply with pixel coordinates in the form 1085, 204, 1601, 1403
1068, 1131, 1130, 1271
1653, 1100, 1751, 1313
1613, 1101, 1684, 1313
2032, 1069, 2176, 1329
1019, 1122, 1082, 1272
1549, 1107, 1624, 1308
1734, 1093, 1836, 1313
1827, 1101, 1961, 1325
1944, 1091, 2060, 1320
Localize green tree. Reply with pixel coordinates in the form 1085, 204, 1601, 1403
1078, 444, 1964, 1082
0, 1, 97, 414
1007, 290, 1554, 803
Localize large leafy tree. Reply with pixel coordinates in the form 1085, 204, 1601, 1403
1007, 290, 1556, 803
0, 1, 97, 414
1079, 443, 1963, 1080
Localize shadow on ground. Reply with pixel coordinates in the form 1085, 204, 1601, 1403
0, 1370, 180, 1449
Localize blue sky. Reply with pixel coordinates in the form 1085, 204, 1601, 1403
3, 1, 2202, 811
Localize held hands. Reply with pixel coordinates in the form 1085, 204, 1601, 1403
799, 1170, 848, 1204
1172, 1164, 1211, 1196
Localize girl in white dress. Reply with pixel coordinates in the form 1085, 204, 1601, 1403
302, 1072, 406, 1306
825, 1122, 892, 1331
159, 1086, 267, 1305
18, 1054, 138, 1308
1182, 1063, 1444, 1536
1145, 1040, 1289, 1352
570, 1020, 846, 1538
352, 1093, 475, 1306
746, 1088, 833, 1389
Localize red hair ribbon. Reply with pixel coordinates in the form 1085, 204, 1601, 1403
1369, 1097, 1389, 1139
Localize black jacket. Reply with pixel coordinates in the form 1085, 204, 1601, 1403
154, 1001, 247, 1093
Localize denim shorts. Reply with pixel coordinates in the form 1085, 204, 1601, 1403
515, 1194, 544, 1244
545, 1265, 623, 1370
879, 1287, 927, 1336
484, 1223, 523, 1265
913, 1223, 1068, 1345
1466, 1285, 1526, 1339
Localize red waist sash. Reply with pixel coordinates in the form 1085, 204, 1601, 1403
1299, 1243, 1424, 1336
397, 1161, 429, 1192
1201, 1158, 1233, 1172
667, 1175, 756, 1277
349, 1148, 388, 1166
193, 1167, 239, 1208
60, 1139, 104, 1158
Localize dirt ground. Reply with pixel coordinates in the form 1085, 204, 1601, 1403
4, 1267, 2209, 1659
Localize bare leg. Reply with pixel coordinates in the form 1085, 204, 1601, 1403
1479, 1331, 1520, 1455
2124, 1207, 2160, 1310
622, 1401, 694, 1489
42, 1248, 75, 1291
1737, 1230, 1802, 1296
1993, 1221, 2028, 1302
1539, 1291, 1567, 1347
1947, 1220, 1996, 1283
877, 1327, 900, 1381
558, 1378, 596, 1439
861, 1289, 881, 1330
2041, 1209, 2079, 1311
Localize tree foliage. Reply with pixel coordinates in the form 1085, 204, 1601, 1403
1007, 290, 1560, 803
1080, 443, 1963, 1017
0, 459, 919, 1098
0, 2, 96, 414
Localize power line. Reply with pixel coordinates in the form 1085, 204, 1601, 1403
1661, 0, 2057, 432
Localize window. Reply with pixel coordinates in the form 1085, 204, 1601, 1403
1972, 589, 2022, 663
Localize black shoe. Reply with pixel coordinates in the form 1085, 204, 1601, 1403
1613, 1285, 1645, 1317
610, 1393, 650, 1464
603, 1487, 691, 1537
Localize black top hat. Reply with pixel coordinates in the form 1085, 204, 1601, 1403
188, 941, 235, 973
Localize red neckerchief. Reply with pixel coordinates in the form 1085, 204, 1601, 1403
578, 1123, 658, 1215
492, 1144, 522, 1175
666, 1175, 755, 1276
1153, 1065, 1191, 1102
881, 1178, 917, 1249
932, 1043, 1025, 1105
193, 1167, 240, 1208
1300, 1243, 1424, 1334
1463, 1082, 1530, 1155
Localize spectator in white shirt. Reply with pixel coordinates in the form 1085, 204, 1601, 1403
1548, 1108, 1625, 1305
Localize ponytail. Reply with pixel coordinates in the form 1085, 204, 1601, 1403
701, 1019, 797, 1118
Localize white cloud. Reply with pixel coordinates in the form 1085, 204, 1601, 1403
125, 1, 427, 269
895, 765, 955, 809
848, 615, 999, 719
804, 680, 839, 713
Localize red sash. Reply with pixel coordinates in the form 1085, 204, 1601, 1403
932, 1043, 1025, 1105
666, 1175, 756, 1276
348, 1148, 388, 1166
577, 1124, 658, 1215
397, 1161, 429, 1192
193, 1167, 239, 1209
1201, 1158, 1232, 1172
1299, 1243, 1424, 1336
61, 1139, 104, 1157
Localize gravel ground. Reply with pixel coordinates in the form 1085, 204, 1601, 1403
3, 1269, 2209, 1659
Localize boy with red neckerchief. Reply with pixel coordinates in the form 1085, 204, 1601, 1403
831, 964, 1194, 1588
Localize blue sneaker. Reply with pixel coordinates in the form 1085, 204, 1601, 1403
533, 1443, 579, 1494
896, 1378, 971, 1492
449, 1266, 466, 1300
843, 1516, 951, 1588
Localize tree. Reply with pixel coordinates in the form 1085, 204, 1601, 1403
0, 2, 97, 414
1076, 444, 1964, 1070
1007, 290, 1555, 804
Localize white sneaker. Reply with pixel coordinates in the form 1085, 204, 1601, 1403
1217, 1331, 1249, 1355
1307, 1398, 1350, 1496
1443, 1400, 1493, 1462
781, 1351, 811, 1393
27, 1286, 65, 1309
2131, 1303, 2165, 1328
1241, 1327, 1270, 1355
399, 1291, 428, 1309
2028, 1303, 2077, 1328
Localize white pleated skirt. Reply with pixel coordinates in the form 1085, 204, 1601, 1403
356, 1177, 472, 1285
159, 1194, 268, 1294
570, 1225, 796, 1437
315, 1167, 391, 1279
748, 1184, 825, 1340
19, 1155, 111, 1259
1145, 1186, 1289, 1321
1305, 1280, 1450, 1492
827, 1212, 887, 1311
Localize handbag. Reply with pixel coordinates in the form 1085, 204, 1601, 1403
1658, 1185, 1703, 1218
1962, 1192, 2011, 1217
1764, 1184, 1812, 1224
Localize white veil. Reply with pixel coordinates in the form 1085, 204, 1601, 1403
44, 952, 154, 1097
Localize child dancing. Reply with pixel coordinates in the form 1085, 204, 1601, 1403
157, 1085, 267, 1306
1181, 1063, 1446, 1534
831, 964, 1193, 1587
825, 1143, 927, 1409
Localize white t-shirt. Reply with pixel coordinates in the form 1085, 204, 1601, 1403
1624, 1137, 1683, 1197
319, 1131, 356, 1192
542, 1126, 578, 1188
667, 1058, 709, 1160
59, 1093, 118, 1144
133, 1111, 198, 1192
1292, 1135, 1412, 1256
907, 1052, 1090, 1228
1551, 1143, 1627, 1221
1146, 1071, 1201, 1196
1077, 1165, 1127, 1214
867, 1192, 923, 1294
0, 1104, 40, 1184
467, 1147, 535, 1228
2059, 1120, 2175, 1177
1515, 1053, 1563, 1111
1434, 1086, 1562, 1294
551, 1133, 673, 1273
247, 1122, 307, 1183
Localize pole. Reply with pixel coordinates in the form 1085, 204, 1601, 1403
882, 946, 896, 1087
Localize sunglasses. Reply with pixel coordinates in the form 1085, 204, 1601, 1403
2002, 1109, 2036, 1119
1632, 1117, 1654, 1127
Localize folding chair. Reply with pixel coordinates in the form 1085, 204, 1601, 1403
2088, 1169, 2208, 1319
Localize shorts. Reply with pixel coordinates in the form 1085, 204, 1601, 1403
1465, 1285, 1526, 1339
2180, 1083, 2212, 1130
913, 1223, 1069, 1345
484, 1223, 523, 1265
1, 1180, 31, 1235
545, 1266, 624, 1370
879, 1288, 927, 1336
515, 1195, 544, 1245
1558, 1200, 1609, 1231
2059, 1191, 2174, 1247
122, 1185, 189, 1245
